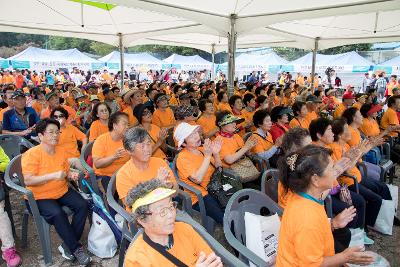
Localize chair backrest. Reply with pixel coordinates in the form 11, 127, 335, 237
171, 155, 181, 181
4, 154, 25, 187
82, 141, 94, 162
261, 169, 279, 203
223, 189, 283, 266
0, 134, 34, 160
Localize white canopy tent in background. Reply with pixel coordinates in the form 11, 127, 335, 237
163, 54, 212, 71
7, 46, 104, 71
1, 0, 400, 92
375, 55, 400, 74
284, 51, 374, 73
216, 52, 288, 73
98, 51, 163, 72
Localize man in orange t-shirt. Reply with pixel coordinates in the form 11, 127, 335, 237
116, 127, 175, 205
21, 118, 91, 264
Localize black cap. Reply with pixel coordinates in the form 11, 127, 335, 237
11, 90, 26, 99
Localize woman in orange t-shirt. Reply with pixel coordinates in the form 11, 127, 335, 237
216, 91, 231, 112
21, 118, 91, 265
197, 99, 218, 139
92, 111, 130, 197
342, 107, 382, 181
331, 118, 392, 228
133, 103, 167, 159
215, 111, 257, 168
277, 145, 374, 267
89, 103, 110, 141
50, 107, 87, 172
289, 101, 310, 129
175, 122, 224, 223
31, 88, 48, 115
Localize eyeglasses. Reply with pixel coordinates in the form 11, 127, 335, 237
52, 115, 65, 119
145, 201, 177, 217
142, 109, 152, 116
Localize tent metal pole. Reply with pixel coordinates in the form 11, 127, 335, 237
310, 37, 319, 89
211, 43, 215, 81
118, 33, 124, 89
228, 14, 237, 96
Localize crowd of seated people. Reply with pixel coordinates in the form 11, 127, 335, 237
0, 68, 398, 266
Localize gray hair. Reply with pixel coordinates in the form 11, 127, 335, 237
126, 178, 169, 224
123, 127, 150, 152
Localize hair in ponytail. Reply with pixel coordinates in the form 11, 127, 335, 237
278, 144, 332, 194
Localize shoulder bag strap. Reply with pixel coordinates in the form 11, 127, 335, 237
143, 232, 188, 267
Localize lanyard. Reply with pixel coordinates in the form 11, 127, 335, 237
298, 192, 324, 205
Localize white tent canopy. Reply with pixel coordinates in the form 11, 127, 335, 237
217, 52, 289, 72
163, 54, 212, 71
98, 51, 163, 71
377, 55, 400, 74
285, 51, 374, 73
7, 46, 104, 71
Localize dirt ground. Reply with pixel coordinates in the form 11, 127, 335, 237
2, 174, 399, 267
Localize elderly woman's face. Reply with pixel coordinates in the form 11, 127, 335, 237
313, 156, 336, 194
184, 130, 201, 148
221, 122, 236, 134
130, 137, 153, 162
139, 197, 176, 235
141, 108, 153, 123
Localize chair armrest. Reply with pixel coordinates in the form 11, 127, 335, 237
176, 189, 194, 216
381, 142, 391, 160
106, 184, 134, 225
177, 213, 249, 267
325, 195, 333, 218
176, 180, 209, 227
342, 173, 359, 193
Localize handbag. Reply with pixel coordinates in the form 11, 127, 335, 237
207, 166, 242, 208
339, 184, 353, 206
88, 209, 118, 258
230, 156, 260, 183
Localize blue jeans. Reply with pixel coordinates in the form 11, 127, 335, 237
331, 190, 366, 229
349, 176, 391, 226
36, 188, 88, 253
193, 194, 224, 224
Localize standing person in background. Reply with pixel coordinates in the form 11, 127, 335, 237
385, 75, 398, 97
375, 73, 387, 100
361, 73, 371, 93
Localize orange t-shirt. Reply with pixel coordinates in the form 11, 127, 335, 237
152, 107, 176, 128
360, 117, 380, 137
289, 117, 310, 129
169, 95, 179, 106
122, 106, 139, 127
124, 222, 213, 267
21, 145, 69, 200
306, 110, 318, 123
218, 133, 244, 168
92, 132, 129, 177
380, 107, 399, 137
147, 124, 166, 159
242, 109, 256, 131
31, 101, 46, 115
333, 103, 347, 119
89, 120, 109, 141
58, 124, 86, 158
1, 75, 15, 84
347, 125, 361, 148
0, 107, 11, 122
116, 157, 174, 201
251, 131, 274, 154
277, 181, 293, 209
196, 115, 217, 138
177, 148, 215, 204
352, 102, 362, 110
217, 102, 232, 112
327, 142, 361, 186
281, 96, 293, 107
276, 194, 334, 267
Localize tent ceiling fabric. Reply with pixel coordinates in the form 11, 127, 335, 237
1, 0, 399, 52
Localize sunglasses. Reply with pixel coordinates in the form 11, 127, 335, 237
53, 114, 65, 119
